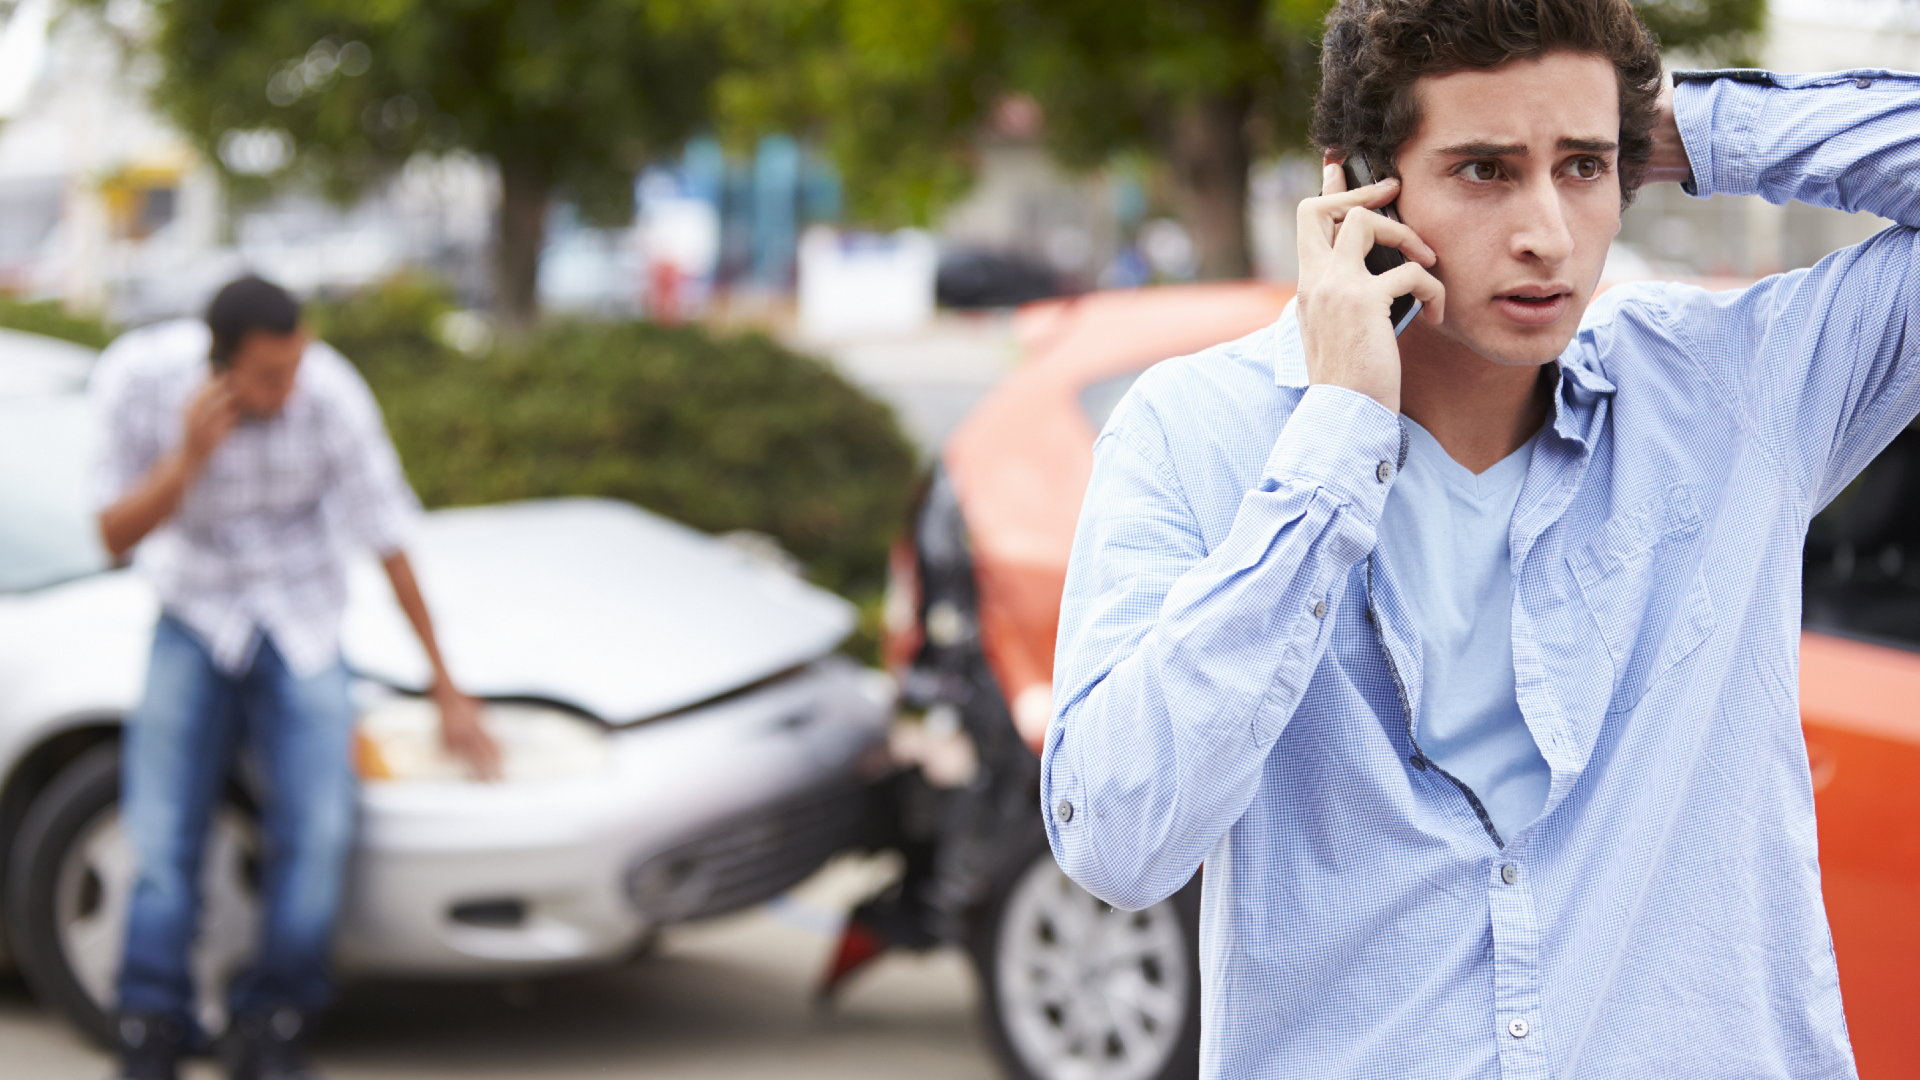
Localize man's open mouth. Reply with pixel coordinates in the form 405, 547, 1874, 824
1494, 287, 1573, 325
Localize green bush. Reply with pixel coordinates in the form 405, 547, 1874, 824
310, 280, 918, 616
307, 274, 460, 381
0, 296, 120, 350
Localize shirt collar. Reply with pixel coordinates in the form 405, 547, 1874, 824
1269, 295, 1615, 446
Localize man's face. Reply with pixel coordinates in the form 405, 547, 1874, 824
1393, 50, 1623, 367
224, 328, 306, 416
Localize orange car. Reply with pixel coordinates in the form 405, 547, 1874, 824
841, 282, 1919, 1080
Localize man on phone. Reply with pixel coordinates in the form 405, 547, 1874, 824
91, 276, 501, 1080
1044, 0, 1915, 1074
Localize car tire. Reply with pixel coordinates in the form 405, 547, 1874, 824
5, 742, 261, 1046
971, 834, 1202, 1080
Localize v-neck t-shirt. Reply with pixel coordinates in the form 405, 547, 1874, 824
1375, 416, 1549, 844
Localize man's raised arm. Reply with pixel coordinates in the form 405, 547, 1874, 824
1659, 70, 1920, 509
1675, 69, 1920, 225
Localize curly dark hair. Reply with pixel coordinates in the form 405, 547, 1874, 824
1311, 0, 1664, 206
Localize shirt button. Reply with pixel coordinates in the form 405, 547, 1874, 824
1055, 800, 1074, 823
1410, 755, 1428, 771
1509, 1018, 1530, 1039
1856, 76, 1873, 88
1313, 600, 1328, 619
1501, 863, 1519, 885
1376, 460, 1394, 483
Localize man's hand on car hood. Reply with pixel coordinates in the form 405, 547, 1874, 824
434, 682, 502, 781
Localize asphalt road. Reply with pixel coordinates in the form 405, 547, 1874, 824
0, 858, 1000, 1079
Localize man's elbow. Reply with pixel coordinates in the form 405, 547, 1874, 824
98, 514, 135, 562
1051, 831, 1189, 913
1071, 865, 1186, 914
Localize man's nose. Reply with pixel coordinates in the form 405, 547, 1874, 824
1511, 177, 1575, 266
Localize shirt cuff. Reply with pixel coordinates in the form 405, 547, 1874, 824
1670, 74, 1756, 199
1263, 384, 1404, 525
349, 493, 420, 558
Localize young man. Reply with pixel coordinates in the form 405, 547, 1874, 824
91, 276, 502, 1080
1043, 0, 1915, 1075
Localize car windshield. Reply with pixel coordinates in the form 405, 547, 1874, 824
1079, 371, 1144, 433
1802, 425, 1920, 648
0, 393, 110, 592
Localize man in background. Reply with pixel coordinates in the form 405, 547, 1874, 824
91, 276, 500, 1080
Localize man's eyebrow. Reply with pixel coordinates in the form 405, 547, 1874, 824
1430, 137, 1620, 158
1433, 141, 1527, 158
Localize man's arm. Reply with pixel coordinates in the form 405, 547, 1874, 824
98, 379, 237, 559
1043, 164, 1433, 911
1042, 379, 1401, 911
1661, 69, 1920, 508
1642, 78, 1690, 186
380, 551, 502, 781
316, 344, 502, 780
1674, 68, 1920, 225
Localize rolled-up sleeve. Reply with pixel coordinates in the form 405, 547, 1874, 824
87, 339, 164, 513
1042, 382, 1403, 910
1676, 68, 1920, 226
319, 348, 419, 556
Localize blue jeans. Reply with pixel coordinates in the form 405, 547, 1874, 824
118, 615, 356, 1024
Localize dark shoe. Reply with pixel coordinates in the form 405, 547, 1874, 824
111, 1013, 186, 1080
224, 1008, 322, 1080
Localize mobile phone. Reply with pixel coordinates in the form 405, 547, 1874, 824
1340, 154, 1423, 337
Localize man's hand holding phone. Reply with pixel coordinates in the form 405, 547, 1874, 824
1295, 159, 1445, 415
182, 376, 241, 467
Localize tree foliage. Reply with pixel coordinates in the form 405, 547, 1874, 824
116, 0, 723, 325
1635, 0, 1767, 64
706, 0, 1008, 228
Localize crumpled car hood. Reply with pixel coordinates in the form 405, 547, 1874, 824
342, 499, 854, 724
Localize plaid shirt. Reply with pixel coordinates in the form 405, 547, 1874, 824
1044, 70, 1920, 1078
89, 319, 418, 677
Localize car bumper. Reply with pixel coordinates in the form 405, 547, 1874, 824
332, 657, 894, 977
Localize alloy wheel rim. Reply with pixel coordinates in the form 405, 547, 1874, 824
995, 855, 1189, 1080
55, 805, 262, 1034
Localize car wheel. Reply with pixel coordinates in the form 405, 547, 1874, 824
5, 743, 262, 1046
973, 839, 1201, 1080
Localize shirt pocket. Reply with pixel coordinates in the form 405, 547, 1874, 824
1567, 484, 1719, 715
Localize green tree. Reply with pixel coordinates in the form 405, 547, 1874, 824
1637, 0, 1767, 64
718, 0, 1766, 280
994, 0, 1328, 280
708, 0, 1008, 229
122, 0, 721, 328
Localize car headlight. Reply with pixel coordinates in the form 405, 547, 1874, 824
354, 698, 612, 783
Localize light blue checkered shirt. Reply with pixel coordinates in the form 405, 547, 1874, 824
1044, 70, 1920, 1079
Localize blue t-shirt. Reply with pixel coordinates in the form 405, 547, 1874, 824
1376, 416, 1549, 843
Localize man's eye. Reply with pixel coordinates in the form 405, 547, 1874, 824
1465, 161, 1500, 182
1568, 157, 1602, 179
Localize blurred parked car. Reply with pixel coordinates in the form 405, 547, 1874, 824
850, 282, 1920, 1080
936, 249, 1068, 310
0, 328, 895, 1044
